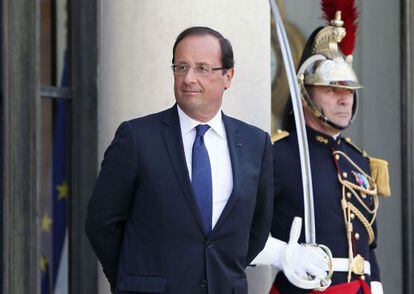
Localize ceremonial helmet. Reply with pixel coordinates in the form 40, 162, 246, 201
297, 8, 362, 131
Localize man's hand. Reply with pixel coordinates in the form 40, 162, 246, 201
281, 240, 329, 279
280, 217, 332, 291
250, 217, 332, 290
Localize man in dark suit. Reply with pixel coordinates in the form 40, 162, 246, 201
86, 26, 273, 294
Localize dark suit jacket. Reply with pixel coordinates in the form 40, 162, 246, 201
86, 105, 273, 294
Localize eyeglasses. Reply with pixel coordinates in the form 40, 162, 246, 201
171, 63, 226, 76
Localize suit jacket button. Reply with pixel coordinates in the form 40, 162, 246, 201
200, 279, 208, 288
206, 241, 214, 248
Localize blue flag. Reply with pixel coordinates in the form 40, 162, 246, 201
52, 52, 70, 293
41, 255, 50, 294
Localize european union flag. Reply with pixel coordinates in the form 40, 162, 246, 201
41, 255, 50, 294
52, 50, 69, 293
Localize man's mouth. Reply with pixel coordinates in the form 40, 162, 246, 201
336, 112, 350, 117
182, 89, 201, 93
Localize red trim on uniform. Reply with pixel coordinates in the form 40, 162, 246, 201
270, 279, 371, 294
310, 279, 371, 294
269, 284, 280, 294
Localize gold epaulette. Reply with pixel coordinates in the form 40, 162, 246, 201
271, 130, 289, 143
369, 157, 391, 197
344, 137, 391, 197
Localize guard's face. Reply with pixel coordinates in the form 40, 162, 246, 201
173, 34, 234, 122
306, 85, 354, 134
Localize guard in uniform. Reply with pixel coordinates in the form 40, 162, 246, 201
252, 4, 391, 294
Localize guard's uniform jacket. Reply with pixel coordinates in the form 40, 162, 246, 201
271, 126, 385, 293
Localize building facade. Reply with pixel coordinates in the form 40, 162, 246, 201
1, 0, 414, 293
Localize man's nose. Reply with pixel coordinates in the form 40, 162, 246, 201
338, 92, 353, 105
183, 67, 197, 83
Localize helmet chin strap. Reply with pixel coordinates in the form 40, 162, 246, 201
299, 76, 354, 132
301, 86, 350, 132
318, 108, 350, 131
297, 55, 359, 134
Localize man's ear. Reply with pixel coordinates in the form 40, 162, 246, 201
224, 68, 234, 90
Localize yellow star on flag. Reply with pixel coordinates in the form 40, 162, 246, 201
41, 214, 52, 233
41, 255, 47, 272
56, 181, 68, 199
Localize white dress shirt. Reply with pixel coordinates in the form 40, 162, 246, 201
177, 105, 233, 229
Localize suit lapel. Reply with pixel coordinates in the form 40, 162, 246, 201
161, 105, 206, 234
212, 113, 242, 232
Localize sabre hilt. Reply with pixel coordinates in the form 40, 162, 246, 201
281, 217, 333, 291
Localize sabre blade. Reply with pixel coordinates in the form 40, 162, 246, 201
269, 0, 316, 244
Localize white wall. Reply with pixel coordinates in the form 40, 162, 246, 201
97, 0, 271, 292
98, 0, 271, 151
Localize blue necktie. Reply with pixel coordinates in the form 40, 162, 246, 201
192, 124, 212, 235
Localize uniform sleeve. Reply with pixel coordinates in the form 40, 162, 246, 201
369, 220, 381, 282
246, 132, 274, 264
85, 121, 138, 291
369, 248, 381, 282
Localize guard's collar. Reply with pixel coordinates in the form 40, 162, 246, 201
306, 126, 342, 146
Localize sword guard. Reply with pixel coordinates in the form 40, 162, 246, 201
282, 217, 333, 291
314, 243, 334, 291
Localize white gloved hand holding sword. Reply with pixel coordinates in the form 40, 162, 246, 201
251, 217, 332, 291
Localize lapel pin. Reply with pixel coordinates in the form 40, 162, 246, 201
237, 142, 242, 147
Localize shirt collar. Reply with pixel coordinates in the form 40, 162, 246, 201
177, 104, 226, 139
332, 132, 341, 140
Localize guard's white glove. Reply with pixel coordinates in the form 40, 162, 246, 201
280, 235, 329, 280
281, 217, 331, 290
370, 281, 384, 294
251, 217, 332, 291
250, 235, 285, 267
